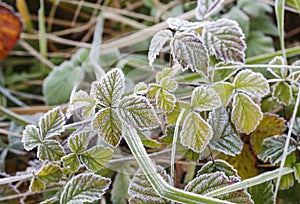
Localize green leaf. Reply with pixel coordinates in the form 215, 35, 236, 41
258, 135, 297, 164
134, 82, 148, 96
223, 6, 250, 35
248, 181, 274, 204
294, 163, 300, 183
196, 160, 238, 178
91, 68, 125, 107
185, 172, 253, 203
92, 108, 122, 147
245, 32, 275, 57
160, 77, 177, 92
232, 93, 263, 134
43, 61, 84, 105
148, 30, 173, 68
30, 177, 45, 193
118, 96, 159, 130
80, 145, 113, 172
60, 173, 111, 204
166, 101, 191, 125
68, 131, 90, 153
233, 69, 270, 97
171, 32, 209, 75
213, 61, 241, 82
272, 81, 292, 106
212, 82, 234, 107
22, 125, 41, 151
267, 56, 287, 78
195, 0, 224, 20
39, 107, 65, 140
208, 108, 228, 142
111, 172, 131, 204
203, 19, 246, 62
157, 90, 176, 112
62, 153, 81, 173
191, 86, 221, 111
37, 163, 62, 183
156, 68, 175, 83
70, 90, 97, 118
278, 173, 294, 190
37, 140, 65, 161
128, 165, 171, 204
180, 111, 213, 153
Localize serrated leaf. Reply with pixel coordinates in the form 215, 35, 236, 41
68, 131, 90, 153
166, 101, 191, 125
267, 56, 287, 78
191, 86, 221, 111
294, 163, 300, 183
22, 125, 41, 151
118, 95, 159, 130
80, 145, 113, 172
40, 197, 59, 204
91, 68, 125, 107
212, 82, 234, 107
156, 68, 174, 83
203, 19, 246, 62
30, 177, 45, 193
197, 159, 238, 178
60, 173, 111, 204
157, 90, 176, 112
39, 107, 65, 140
272, 81, 292, 106
62, 153, 81, 172
166, 17, 189, 30
70, 90, 96, 118
232, 93, 263, 134
148, 30, 173, 67
171, 32, 209, 75
195, 0, 224, 20
185, 172, 253, 203
111, 171, 131, 204
134, 82, 148, 95
258, 135, 297, 164
278, 173, 294, 190
248, 181, 274, 204
250, 113, 286, 155
213, 61, 241, 82
233, 69, 270, 97
92, 108, 122, 147
37, 163, 62, 183
160, 77, 177, 92
181, 111, 213, 153
37, 140, 65, 161
128, 165, 171, 204
208, 108, 228, 141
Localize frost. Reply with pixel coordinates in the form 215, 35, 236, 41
62, 153, 81, 172
208, 108, 228, 142
36, 163, 62, 183
195, 0, 224, 20
272, 81, 292, 106
212, 82, 234, 107
156, 90, 176, 112
70, 90, 97, 118
191, 86, 222, 111
22, 125, 41, 151
166, 18, 189, 30
160, 77, 178, 92
68, 131, 90, 153
197, 160, 238, 178
134, 82, 148, 95
37, 140, 65, 161
267, 56, 287, 78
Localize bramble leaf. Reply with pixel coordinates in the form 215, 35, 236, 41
171, 32, 209, 75
294, 163, 300, 183
233, 69, 270, 98
212, 82, 234, 107
37, 140, 65, 161
213, 61, 241, 82
60, 173, 111, 204
191, 86, 221, 111
278, 173, 294, 190
196, 159, 238, 178
118, 95, 159, 130
91, 68, 125, 107
70, 90, 97, 118
208, 108, 228, 142
92, 108, 122, 147
157, 90, 176, 112
80, 145, 113, 172
128, 165, 171, 204
134, 82, 148, 96
203, 19, 246, 62
62, 153, 81, 173
22, 125, 41, 151
68, 131, 90, 153
156, 68, 175, 83
258, 135, 297, 164
267, 56, 287, 78
39, 107, 65, 140
37, 163, 62, 183
30, 177, 45, 193
148, 30, 173, 68
166, 101, 191, 125
160, 77, 177, 92
181, 111, 213, 153
248, 181, 274, 204
272, 81, 292, 105
195, 0, 224, 20
232, 93, 263, 134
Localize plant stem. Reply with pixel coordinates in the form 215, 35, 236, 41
0, 106, 32, 126
122, 124, 233, 204
0, 174, 32, 185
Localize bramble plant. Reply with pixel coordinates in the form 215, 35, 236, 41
1, 0, 300, 203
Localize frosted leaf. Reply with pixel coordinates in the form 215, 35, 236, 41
294, 163, 300, 183
70, 90, 97, 118
208, 108, 228, 142
185, 172, 253, 203
39, 107, 65, 140
156, 90, 176, 112
233, 69, 270, 98
92, 108, 122, 147
267, 56, 287, 78
62, 153, 81, 172
272, 81, 292, 106
196, 0, 224, 20
248, 181, 274, 204
171, 32, 209, 75
148, 30, 173, 68
91, 68, 125, 107
197, 159, 238, 178
30, 177, 45, 193
166, 17, 189, 30
232, 93, 263, 134
37, 140, 65, 161
22, 125, 41, 151
80, 145, 113, 172
166, 101, 191, 125
156, 68, 174, 83
37, 163, 62, 183
68, 131, 90, 153
258, 135, 297, 164
134, 82, 148, 96
128, 165, 171, 204
212, 82, 234, 107
203, 19, 246, 62
118, 95, 159, 130
60, 173, 111, 204
213, 61, 241, 82
166, 17, 205, 32
40, 197, 59, 204
160, 77, 178, 92
191, 86, 221, 111
180, 111, 213, 153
